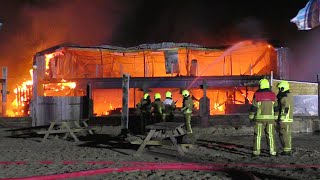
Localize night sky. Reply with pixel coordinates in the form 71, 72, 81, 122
0, 0, 318, 83
0, 0, 310, 47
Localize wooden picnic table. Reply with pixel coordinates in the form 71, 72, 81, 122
135, 122, 187, 156
37, 119, 95, 142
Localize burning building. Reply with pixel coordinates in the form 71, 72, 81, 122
26, 40, 287, 126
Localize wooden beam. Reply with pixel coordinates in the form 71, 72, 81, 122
121, 74, 130, 130
1, 67, 7, 117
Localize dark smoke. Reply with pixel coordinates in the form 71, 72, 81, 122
235, 17, 266, 41
0, 0, 313, 100
0, 0, 132, 99
290, 27, 320, 82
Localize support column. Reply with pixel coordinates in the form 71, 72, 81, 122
317, 74, 320, 118
1, 67, 7, 117
31, 62, 38, 127
121, 74, 130, 133
199, 80, 210, 127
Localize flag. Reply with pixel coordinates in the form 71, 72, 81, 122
291, 0, 320, 30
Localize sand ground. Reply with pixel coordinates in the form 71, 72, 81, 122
0, 126, 320, 180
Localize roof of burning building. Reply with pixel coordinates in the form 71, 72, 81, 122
35, 42, 223, 56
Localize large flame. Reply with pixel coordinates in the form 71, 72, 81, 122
44, 51, 64, 76
7, 52, 77, 117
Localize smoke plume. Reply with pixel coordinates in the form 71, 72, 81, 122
290, 27, 320, 82
0, 0, 131, 99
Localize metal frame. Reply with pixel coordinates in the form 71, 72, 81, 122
43, 75, 268, 90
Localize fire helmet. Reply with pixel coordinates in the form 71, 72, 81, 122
154, 93, 161, 100
165, 91, 172, 98
277, 80, 290, 92
143, 93, 150, 100
259, 78, 270, 89
182, 90, 189, 97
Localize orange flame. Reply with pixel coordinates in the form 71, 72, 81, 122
214, 102, 224, 111
8, 52, 76, 117
44, 51, 64, 76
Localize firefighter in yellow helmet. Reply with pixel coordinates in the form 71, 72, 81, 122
181, 89, 194, 134
162, 91, 176, 122
136, 93, 152, 134
274, 80, 293, 156
151, 93, 165, 124
249, 78, 277, 156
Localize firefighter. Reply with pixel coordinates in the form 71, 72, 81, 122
181, 90, 194, 134
162, 91, 176, 122
274, 80, 293, 156
151, 93, 165, 124
249, 78, 277, 156
136, 93, 152, 134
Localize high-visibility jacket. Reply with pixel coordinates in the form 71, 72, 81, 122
274, 91, 293, 123
249, 89, 276, 120
152, 99, 165, 114
181, 96, 194, 114
136, 98, 152, 112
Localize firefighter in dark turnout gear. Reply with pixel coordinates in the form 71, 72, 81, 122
274, 80, 293, 156
162, 91, 176, 122
249, 78, 277, 156
151, 93, 165, 123
181, 90, 194, 134
136, 93, 151, 134
136, 93, 152, 134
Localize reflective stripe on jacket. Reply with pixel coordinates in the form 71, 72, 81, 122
249, 90, 276, 120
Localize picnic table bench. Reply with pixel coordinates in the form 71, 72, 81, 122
37, 119, 95, 142
134, 122, 189, 156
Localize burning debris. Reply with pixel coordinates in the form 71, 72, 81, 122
8, 51, 77, 117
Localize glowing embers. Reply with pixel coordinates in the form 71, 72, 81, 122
93, 89, 122, 116
43, 79, 77, 96
104, 103, 114, 116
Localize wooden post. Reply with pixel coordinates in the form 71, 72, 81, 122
1, 67, 7, 117
121, 74, 130, 131
85, 83, 93, 119
31, 60, 38, 127
171, 63, 174, 76
199, 80, 209, 127
318, 74, 320, 118
133, 88, 136, 107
